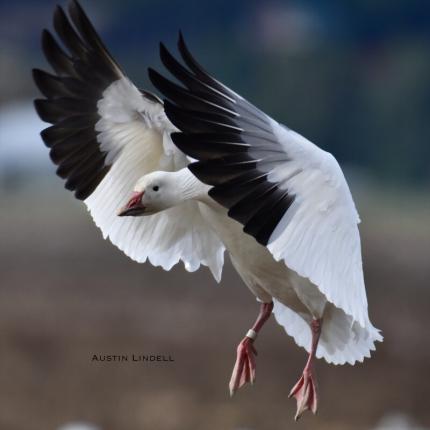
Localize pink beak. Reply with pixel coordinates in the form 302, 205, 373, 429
117, 191, 145, 217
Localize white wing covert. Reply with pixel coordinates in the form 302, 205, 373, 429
33, 1, 224, 280
266, 124, 368, 327
150, 35, 370, 325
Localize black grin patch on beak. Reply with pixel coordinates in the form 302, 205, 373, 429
117, 191, 146, 217
117, 205, 146, 217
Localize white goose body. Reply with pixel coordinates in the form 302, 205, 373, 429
33, 1, 382, 419
173, 166, 380, 366
200, 199, 381, 366
198, 198, 307, 310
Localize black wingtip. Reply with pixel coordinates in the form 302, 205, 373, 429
147, 67, 161, 87
53, 4, 67, 28
177, 30, 187, 57
148, 66, 176, 103
66, 0, 123, 76
68, 0, 83, 17
41, 28, 57, 55
159, 42, 169, 59
178, 30, 185, 47
67, 0, 82, 24
158, 42, 172, 70
41, 28, 50, 43
31, 68, 40, 80
39, 127, 52, 148
53, 5, 67, 37
34, 99, 49, 123
176, 29, 207, 78
54, 4, 65, 16
32, 68, 44, 92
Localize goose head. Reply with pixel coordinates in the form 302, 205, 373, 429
118, 171, 180, 217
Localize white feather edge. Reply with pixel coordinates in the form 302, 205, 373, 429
266, 120, 373, 329
84, 77, 225, 282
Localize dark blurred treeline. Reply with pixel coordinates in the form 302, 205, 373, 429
1, 0, 429, 185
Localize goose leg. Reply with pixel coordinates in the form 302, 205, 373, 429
289, 318, 322, 420
229, 301, 274, 396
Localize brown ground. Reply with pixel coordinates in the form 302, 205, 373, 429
0, 187, 429, 430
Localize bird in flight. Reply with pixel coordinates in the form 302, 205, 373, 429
33, 0, 382, 420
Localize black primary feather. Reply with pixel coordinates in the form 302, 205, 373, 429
149, 34, 295, 245
33, 0, 124, 200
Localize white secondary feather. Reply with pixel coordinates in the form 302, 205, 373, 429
266, 120, 369, 328
84, 77, 225, 280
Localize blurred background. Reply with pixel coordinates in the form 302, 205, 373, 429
0, 0, 429, 429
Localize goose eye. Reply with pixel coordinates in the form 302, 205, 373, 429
152, 185, 159, 192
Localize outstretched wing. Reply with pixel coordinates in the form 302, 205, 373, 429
33, 1, 224, 280
149, 35, 369, 326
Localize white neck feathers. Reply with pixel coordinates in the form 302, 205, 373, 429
171, 168, 212, 204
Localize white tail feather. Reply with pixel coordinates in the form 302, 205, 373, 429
272, 299, 383, 365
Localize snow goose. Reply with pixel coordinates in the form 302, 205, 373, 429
33, 0, 382, 420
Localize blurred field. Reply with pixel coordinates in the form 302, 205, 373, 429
0, 184, 429, 430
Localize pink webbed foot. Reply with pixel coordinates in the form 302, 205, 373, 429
289, 366, 318, 420
289, 319, 322, 420
229, 336, 258, 396
228, 302, 273, 397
